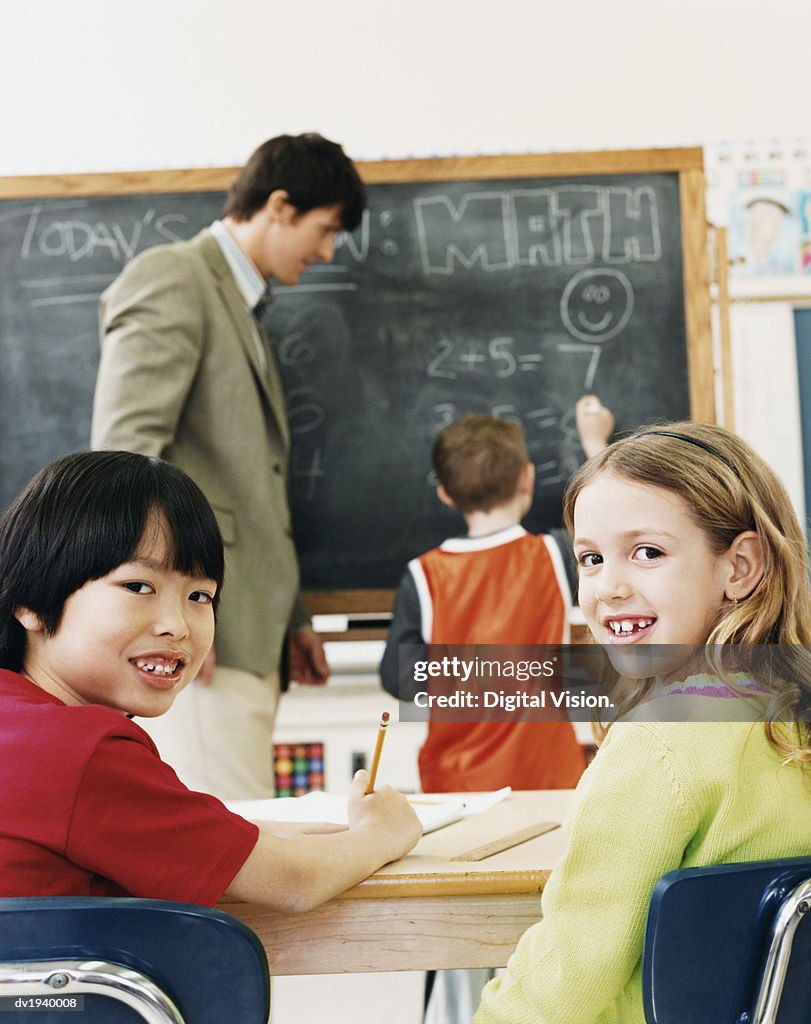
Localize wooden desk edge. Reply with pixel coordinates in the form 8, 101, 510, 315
220, 868, 551, 910
335, 867, 550, 899
217, 792, 566, 974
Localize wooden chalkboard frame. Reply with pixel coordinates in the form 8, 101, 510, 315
0, 147, 713, 620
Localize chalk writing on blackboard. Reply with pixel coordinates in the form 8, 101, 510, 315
413, 186, 661, 273
0, 170, 693, 589
10, 201, 189, 261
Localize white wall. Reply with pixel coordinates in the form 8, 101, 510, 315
2, 0, 808, 512
2, 0, 808, 175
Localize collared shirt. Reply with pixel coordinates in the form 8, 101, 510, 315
209, 219, 270, 373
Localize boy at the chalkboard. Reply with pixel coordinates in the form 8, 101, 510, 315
379, 395, 614, 792
380, 398, 612, 1024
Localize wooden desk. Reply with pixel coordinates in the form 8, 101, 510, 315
222, 791, 572, 975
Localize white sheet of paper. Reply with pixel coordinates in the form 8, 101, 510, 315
225, 791, 494, 835
460, 786, 512, 814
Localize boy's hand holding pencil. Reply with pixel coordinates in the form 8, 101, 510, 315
348, 770, 421, 861
348, 713, 421, 861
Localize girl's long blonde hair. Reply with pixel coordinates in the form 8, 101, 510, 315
563, 421, 811, 762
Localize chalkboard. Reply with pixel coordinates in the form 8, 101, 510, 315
0, 150, 712, 596
794, 307, 811, 537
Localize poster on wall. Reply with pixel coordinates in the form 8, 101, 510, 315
706, 141, 811, 291
801, 193, 811, 272
727, 187, 801, 275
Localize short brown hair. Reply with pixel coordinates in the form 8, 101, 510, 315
431, 415, 529, 514
223, 133, 366, 230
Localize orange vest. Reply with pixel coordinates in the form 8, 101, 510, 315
412, 527, 585, 792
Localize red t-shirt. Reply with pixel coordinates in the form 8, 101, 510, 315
0, 669, 258, 903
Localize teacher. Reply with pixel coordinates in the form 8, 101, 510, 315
91, 133, 366, 800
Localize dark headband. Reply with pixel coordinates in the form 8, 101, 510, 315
637, 431, 741, 479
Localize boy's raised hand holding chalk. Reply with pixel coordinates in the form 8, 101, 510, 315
575, 394, 615, 458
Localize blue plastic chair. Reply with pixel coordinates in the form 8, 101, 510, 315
643, 856, 811, 1023
0, 898, 269, 1023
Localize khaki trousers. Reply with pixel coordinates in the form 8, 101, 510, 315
140, 665, 280, 801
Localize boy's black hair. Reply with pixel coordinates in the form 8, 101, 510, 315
223, 132, 366, 231
0, 451, 224, 672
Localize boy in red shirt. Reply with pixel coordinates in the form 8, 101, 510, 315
0, 450, 420, 907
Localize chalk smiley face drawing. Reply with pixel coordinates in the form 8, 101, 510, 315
560, 268, 634, 343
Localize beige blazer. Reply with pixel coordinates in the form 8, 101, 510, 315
92, 229, 302, 676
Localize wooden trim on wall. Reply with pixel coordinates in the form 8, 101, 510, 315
0, 167, 241, 199
0, 146, 704, 197
678, 166, 714, 422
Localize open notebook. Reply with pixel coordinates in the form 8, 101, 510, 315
227, 792, 468, 835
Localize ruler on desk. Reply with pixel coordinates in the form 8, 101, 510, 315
450, 820, 560, 862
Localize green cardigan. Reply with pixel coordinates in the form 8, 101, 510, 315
474, 682, 811, 1024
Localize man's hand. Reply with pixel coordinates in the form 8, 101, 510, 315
288, 625, 330, 686
575, 395, 615, 458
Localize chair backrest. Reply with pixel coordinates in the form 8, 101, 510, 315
642, 856, 811, 1024
0, 898, 269, 1023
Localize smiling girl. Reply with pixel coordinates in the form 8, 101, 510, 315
0, 451, 419, 907
475, 421, 811, 1024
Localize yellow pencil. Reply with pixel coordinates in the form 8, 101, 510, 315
365, 711, 390, 794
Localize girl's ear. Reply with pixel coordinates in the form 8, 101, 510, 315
14, 607, 44, 633
724, 531, 765, 602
